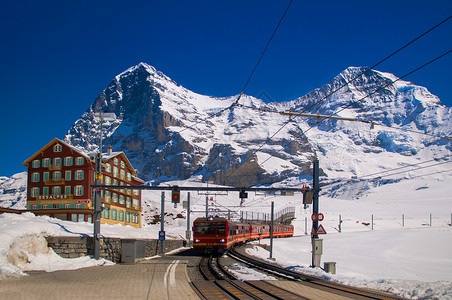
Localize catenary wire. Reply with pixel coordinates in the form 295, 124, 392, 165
255, 49, 452, 169
300, 14, 452, 114
172, 0, 293, 135
320, 157, 452, 188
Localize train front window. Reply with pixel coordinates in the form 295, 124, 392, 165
217, 222, 226, 234
195, 222, 216, 234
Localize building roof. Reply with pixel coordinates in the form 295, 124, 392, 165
22, 138, 145, 183
22, 138, 90, 166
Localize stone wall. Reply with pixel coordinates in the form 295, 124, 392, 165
46, 236, 185, 263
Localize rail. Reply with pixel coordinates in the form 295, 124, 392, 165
228, 246, 402, 300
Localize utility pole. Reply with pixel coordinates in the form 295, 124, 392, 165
269, 201, 274, 259
94, 153, 102, 260
93, 112, 116, 260
160, 192, 165, 255
311, 158, 323, 267
186, 192, 191, 244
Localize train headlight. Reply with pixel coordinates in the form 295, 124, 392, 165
220, 239, 225, 243
195, 239, 200, 243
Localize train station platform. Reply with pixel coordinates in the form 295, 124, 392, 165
0, 259, 200, 300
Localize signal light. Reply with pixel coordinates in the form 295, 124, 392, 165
303, 190, 314, 204
171, 187, 180, 203
239, 189, 248, 199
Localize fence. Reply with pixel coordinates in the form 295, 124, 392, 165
240, 207, 295, 224
301, 212, 452, 234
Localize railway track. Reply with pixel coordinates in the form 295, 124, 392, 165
228, 246, 403, 300
192, 254, 306, 299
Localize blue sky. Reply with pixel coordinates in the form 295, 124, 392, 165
0, 0, 451, 177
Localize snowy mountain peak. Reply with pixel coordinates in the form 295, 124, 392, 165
61, 63, 452, 190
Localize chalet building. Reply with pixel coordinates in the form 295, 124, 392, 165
22, 138, 144, 228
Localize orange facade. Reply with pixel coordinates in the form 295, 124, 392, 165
23, 138, 144, 228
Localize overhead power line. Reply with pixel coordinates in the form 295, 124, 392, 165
173, 0, 293, 134
301, 14, 452, 114
358, 155, 452, 179
252, 48, 452, 169
319, 155, 452, 188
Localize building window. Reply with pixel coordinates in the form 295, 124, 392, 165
53, 186, 61, 195
104, 191, 111, 202
53, 157, 62, 167
105, 164, 111, 173
32, 160, 40, 168
113, 167, 118, 178
77, 212, 84, 222
53, 171, 62, 180
127, 172, 132, 181
103, 207, 110, 219
119, 210, 124, 221
133, 199, 139, 209
75, 170, 84, 180
113, 158, 118, 165
42, 158, 51, 167
75, 157, 84, 166
120, 161, 125, 168
126, 212, 130, 223
43, 172, 49, 181
71, 214, 77, 222
64, 157, 73, 166
87, 215, 92, 223
105, 176, 111, 185
65, 171, 71, 181
65, 186, 71, 195
112, 209, 117, 220
53, 144, 62, 152
119, 195, 125, 205
43, 187, 49, 195
120, 169, 125, 180
74, 185, 84, 196
30, 187, 40, 197
112, 193, 118, 203
126, 197, 131, 208
31, 172, 40, 182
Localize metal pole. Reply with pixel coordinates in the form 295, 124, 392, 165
160, 192, 165, 255
372, 214, 374, 230
305, 217, 307, 235
205, 195, 208, 218
402, 214, 405, 227
311, 158, 320, 268
93, 115, 103, 260
270, 201, 274, 259
339, 214, 342, 233
186, 192, 191, 244
430, 213, 432, 227
312, 158, 320, 238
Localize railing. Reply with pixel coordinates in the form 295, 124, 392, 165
44, 178, 65, 185
49, 164, 62, 170
240, 207, 296, 225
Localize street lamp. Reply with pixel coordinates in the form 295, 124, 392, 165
93, 111, 116, 260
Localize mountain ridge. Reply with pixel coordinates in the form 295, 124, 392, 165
1, 62, 451, 208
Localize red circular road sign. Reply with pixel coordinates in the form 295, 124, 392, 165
312, 213, 324, 222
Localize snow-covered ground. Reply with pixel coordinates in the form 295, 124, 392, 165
0, 178, 451, 299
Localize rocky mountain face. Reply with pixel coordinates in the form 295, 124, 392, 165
62, 63, 451, 190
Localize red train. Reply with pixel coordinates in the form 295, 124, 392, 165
193, 217, 294, 253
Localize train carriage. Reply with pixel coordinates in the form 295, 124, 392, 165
193, 216, 293, 253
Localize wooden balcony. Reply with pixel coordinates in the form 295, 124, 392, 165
49, 164, 62, 170
44, 178, 65, 185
